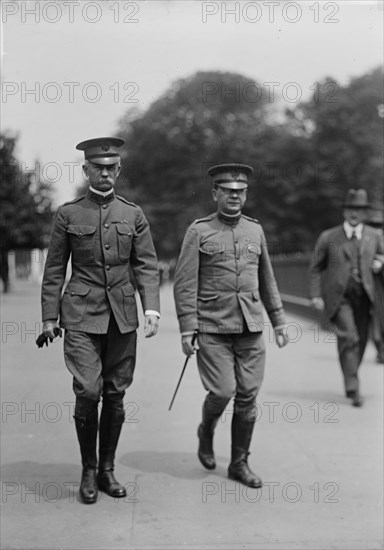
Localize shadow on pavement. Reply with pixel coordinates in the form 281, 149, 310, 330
120, 450, 228, 480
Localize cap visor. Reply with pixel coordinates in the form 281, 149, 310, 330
216, 182, 248, 190
87, 157, 120, 166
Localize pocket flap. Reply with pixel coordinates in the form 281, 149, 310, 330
116, 225, 133, 236
67, 225, 96, 237
64, 284, 90, 297
198, 294, 219, 302
199, 246, 221, 256
122, 283, 135, 297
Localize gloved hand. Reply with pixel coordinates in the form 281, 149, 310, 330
43, 320, 61, 340
36, 321, 62, 348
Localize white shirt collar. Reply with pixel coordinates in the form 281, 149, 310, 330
343, 221, 363, 240
89, 186, 114, 197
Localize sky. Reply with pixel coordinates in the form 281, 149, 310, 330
1, 0, 383, 204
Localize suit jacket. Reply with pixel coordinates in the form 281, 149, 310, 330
41, 189, 160, 334
173, 212, 286, 334
309, 224, 384, 320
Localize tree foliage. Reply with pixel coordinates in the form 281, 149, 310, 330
77, 67, 383, 259
0, 133, 54, 291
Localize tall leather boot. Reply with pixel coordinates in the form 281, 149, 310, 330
228, 413, 262, 488
97, 406, 127, 498
74, 410, 98, 504
197, 400, 224, 470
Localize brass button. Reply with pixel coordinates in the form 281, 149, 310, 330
105, 244, 110, 250
102, 204, 108, 209
107, 285, 111, 291
78, 232, 83, 237
104, 223, 109, 229
106, 265, 110, 271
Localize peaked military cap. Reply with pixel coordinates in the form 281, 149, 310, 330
343, 188, 369, 209
207, 163, 254, 190
76, 137, 125, 165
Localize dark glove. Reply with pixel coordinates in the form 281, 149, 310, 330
36, 326, 62, 348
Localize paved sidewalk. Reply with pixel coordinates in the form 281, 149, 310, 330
1, 281, 383, 550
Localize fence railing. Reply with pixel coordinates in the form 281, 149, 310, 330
4, 249, 321, 322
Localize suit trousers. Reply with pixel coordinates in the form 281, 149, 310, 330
64, 313, 137, 402
196, 330, 266, 421
332, 281, 371, 393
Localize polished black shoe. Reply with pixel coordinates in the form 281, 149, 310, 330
97, 470, 126, 498
228, 457, 262, 489
79, 467, 98, 504
346, 391, 363, 407
351, 394, 364, 407
197, 424, 216, 470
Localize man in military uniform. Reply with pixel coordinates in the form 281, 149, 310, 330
309, 189, 384, 406
41, 137, 160, 503
173, 164, 288, 488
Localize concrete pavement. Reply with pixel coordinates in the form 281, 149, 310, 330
1, 281, 383, 550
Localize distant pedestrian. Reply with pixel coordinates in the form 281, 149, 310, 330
366, 209, 384, 364
309, 189, 384, 406
41, 137, 160, 503
173, 163, 288, 488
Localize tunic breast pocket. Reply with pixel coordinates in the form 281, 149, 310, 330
199, 242, 226, 263
243, 242, 261, 264
116, 225, 133, 263
67, 225, 96, 263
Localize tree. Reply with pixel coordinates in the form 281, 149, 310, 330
76, 67, 383, 260
0, 133, 54, 292
288, 67, 384, 235
113, 71, 284, 258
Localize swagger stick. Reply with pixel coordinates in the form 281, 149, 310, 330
168, 330, 198, 411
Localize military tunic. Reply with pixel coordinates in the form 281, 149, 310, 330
173, 211, 285, 417
41, 188, 160, 400
173, 212, 285, 334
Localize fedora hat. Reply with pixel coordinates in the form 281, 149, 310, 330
343, 188, 369, 209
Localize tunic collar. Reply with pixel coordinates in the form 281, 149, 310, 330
87, 187, 115, 204
217, 210, 242, 226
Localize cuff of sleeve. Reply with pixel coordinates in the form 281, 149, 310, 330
145, 310, 160, 318
181, 331, 195, 336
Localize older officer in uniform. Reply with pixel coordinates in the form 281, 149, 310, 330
173, 164, 288, 488
309, 189, 384, 406
41, 137, 160, 503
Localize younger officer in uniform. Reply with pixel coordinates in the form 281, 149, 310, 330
173, 164, 288, 488
41, 137, 160, 503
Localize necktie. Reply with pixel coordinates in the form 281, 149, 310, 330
350, 230, 360, 281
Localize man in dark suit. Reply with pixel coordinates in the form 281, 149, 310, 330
309, 189, 384, 407
41, 137, 160, 503
366, 209, 384, 364
173, 164, 288, 488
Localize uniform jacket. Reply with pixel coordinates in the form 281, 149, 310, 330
309, 224, 384, 320
41, 189, 160, 334
173, 212, 286, 334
